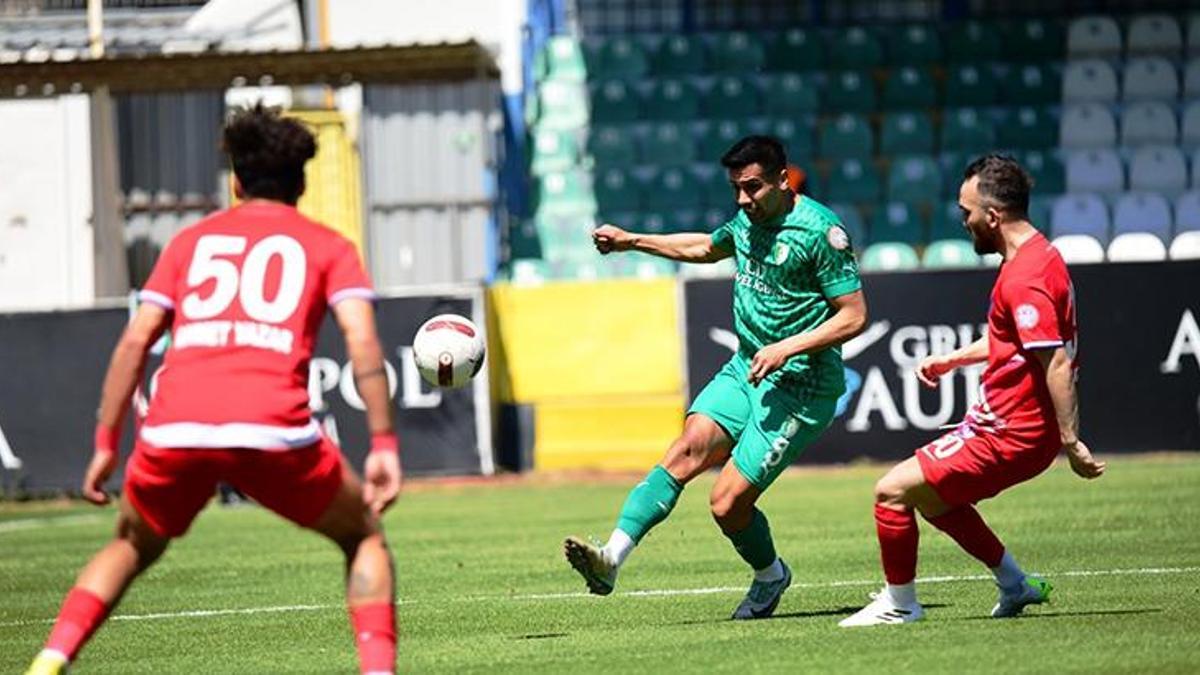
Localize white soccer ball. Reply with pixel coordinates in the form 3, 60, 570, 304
412, 313, 485, 389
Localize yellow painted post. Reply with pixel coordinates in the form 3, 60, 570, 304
289, 110, 364, 252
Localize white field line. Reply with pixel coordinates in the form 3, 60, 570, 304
1, 566, 1196, 629
0, 514, 106, 534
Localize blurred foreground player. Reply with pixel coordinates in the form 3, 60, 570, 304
27, 105, 402, 674
839, 155, 1105, 628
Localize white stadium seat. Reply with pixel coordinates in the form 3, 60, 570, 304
1062, 59, 1119, 103
1052, 234, 1107, 263
1068, 16, 1123, 58
1128, 145, 1188, 196
1169, 231, 1200, 259
1121, 57, 1179, 102
1112, 192, 1173, 239
1127, 14, 1183, 56
1107, 232, 1168, 262
1059, 104, 1117, 149
1182, 102, 1200, 150
1066, 149, 1124, 194
1051, 194, 1111, 242
1120, 102, 1178, 147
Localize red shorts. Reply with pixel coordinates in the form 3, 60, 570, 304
916, 429, 1058, 507
123, 436, 344, 538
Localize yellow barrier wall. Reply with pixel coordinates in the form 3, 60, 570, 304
290, 110, 364, 252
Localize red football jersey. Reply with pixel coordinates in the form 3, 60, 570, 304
966, 231, 1077, 447
137, 201, 374, 450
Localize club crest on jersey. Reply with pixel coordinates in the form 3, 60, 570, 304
827, 226, 850, 251
1016, 303, 1040, 329
770, 242, 790, 265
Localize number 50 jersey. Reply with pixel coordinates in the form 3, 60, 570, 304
137, 201, 375, 450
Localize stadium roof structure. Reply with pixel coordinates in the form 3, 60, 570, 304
0, 41, 499, 96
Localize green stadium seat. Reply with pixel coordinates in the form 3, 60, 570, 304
1001, 64, 1060, 105
643, 78, 700, 120
641, 122, 696, 166
803, 168, 825, 201
596, 37, 649, 79
944, 65, 999, 107
882, 66, 938, 110
931, 200, 969, 241
765, 28, 824, 72
1029, 194, 1056, 230
642, 166, 701, 210
763, 73, 820, 116
536, 81, 588, 130
940, 152, 969, 196
819, 113, 874, 159
508, 220, 543, 260
703, 76, 760, 119
709, 31, 765, 73
653, 35, 706, 75
1006, 18, 1064, 63
860, 242, 920, 271
881, 112, 935, 155
765, 117, 816, 160
538, 37, 588, 83
530, 128, 580, 175
826, 202, 868, 246
889, 25, 942, 65
923, 239, 981, 268
827, 159, 882, 204
695, 165, 733, 209
697, 119, 745, 162
944, 20, 1002, 63
702, 207, 735, 232
1022, 150, 1065, 194
996, 106, 1057, 150
829, 26, 884, 69
509, 258, 549, 284
535, 171, 595, 217
590, 79, 640, 124
869, 201, 927, 244
594, 167, 640, 211
886, 155, 942, 206
940, 108, 996, 154
825, 70, 878, 113
587, 125, 637, 168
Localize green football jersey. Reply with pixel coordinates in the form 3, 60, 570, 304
710, 195, 861, 395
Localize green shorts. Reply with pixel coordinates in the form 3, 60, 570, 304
688, 355, 837, 491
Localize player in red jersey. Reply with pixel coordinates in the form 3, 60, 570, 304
26, 105, 402, 675
840, 154, 1106, 627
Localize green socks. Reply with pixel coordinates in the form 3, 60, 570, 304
615, 465, 683, 543
727, 508, 778, 571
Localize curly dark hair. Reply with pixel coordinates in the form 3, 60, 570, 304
222, 103, 316, 204
963, 153, 1032, 217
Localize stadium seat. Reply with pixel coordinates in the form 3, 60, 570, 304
886, 155, 942, 206
531, 128, 580, 175
693, 164, 731, 209
940, 108, 996, 154
860, 242, 920, 270
1051, 194, 1111, 242
641, 122, 695, 166
1191, 16, 1200, 56
702, 76, 759, 118
829, 26, 884, 69
1029, 194, 1058, 230
827, 159, 882, 204
889, 24, 942, 65
826, 203, 868, 246
923, 239, 981, 268
536, 171, 595, 217
1067, 15, 1122, 58
1122, 58, 1180, 102
1175, 191, 1200, 232
539, 37, 588, 83
1059, 104, 1117, 149
882, 66, 938, 110
510, 258, 549, 284
819, 113, 873, 159
590, 79, 640, 124
1009, 18, 1065, 62
1112, 192, 1173, 239
593, 167, 640, 211
709, 31, 764, 73
825, 70, 877, 113
870, 201, 927, 244
1129, 145, 1188, 196
1066, 149, 1124, 194
1169, 231, 1200, 258
1127, 14, 1183, 57
1121, 102, 1179, 148
1186, 58, 1200, 99
944, 20, 1001, 63
696, 119, 745, 162
763, 73, 819, 116
931, 201, 968, 241
939, 152, 969, 195
1052, 234, 1106, 263
595, 37, 649, 79
653, 35, 706, 75
536, 81, 589, 130
997, 106, 1057, 150
881, 112, 935, 155
508, 219, 543, 260
1107, 232, 1168, 261
945, 65, 999, 107
1062, 59, 1119, 104
1001, 63, 1061, 105
1182, 102, 1200, 150
644, 78, 699, 120
588, 124, 637, 168
765, 117, 816, 159
642, 166, 700, 209
765, 28, 825, 72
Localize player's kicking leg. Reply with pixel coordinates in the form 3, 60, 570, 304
563, 414, 733, 595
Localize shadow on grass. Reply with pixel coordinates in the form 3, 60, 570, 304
957, 608, 1162, 621
513, 632, 571, 640
667, 604, 950, 625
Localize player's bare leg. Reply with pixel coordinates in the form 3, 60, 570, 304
564, 414, 732, 595
710, 462, 792, 620
310, 462, 396, 675
27, 499, 170, 674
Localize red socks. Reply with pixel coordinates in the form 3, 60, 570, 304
926, 506, 1005, 568
875, 503, 919, 585
45, 587, 110, 661
349, 602, 396, 674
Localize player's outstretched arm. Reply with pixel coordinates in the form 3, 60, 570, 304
747, 290, 868, 386
86, 303, 171, 504
593, 224, 732, 263
1034, 346, 1105, 479
333, 298, 402, 514
916, 336, 989, 388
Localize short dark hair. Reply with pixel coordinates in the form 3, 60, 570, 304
963, 153, 1032, 216
720, 135, 787, 177
222, 103, 316, 204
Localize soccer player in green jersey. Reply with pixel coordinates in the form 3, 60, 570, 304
564, 136, 868, 619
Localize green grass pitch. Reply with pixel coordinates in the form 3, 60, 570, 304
2, 454, 1197, 673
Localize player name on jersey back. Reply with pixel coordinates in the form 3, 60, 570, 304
173, 319, 295, 355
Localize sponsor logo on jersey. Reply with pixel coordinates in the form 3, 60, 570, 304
1015, 303, 1039, 329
